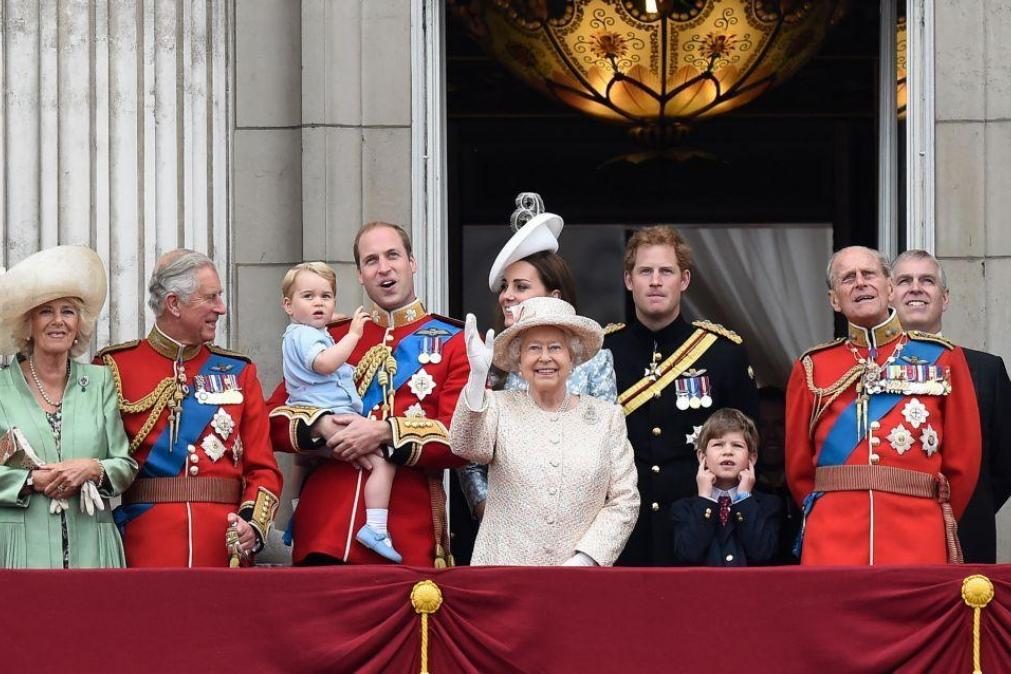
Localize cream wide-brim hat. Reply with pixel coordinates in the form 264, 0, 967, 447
0, 245, 108, 355
492, 296, 603, 372
487, 211, 564, 292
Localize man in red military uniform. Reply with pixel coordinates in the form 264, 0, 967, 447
98, 250, 282, 567
786, 246, 980, 565
267, 222, 469, 566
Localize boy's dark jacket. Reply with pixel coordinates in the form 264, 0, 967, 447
670, 491, 781, 567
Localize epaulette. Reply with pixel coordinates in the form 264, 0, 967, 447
430, 312, 465, 329
207, 344, 252, 363
603, 322, 625, 336
95, 339, 140, 358
800, 338, 845, 359
907, 330, 955, 350
693, 320, 742, 345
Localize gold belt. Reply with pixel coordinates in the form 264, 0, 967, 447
122, 477, 241, 506
814, 465, 963, 563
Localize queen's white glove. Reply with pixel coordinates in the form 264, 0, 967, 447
562, 551, 598, 567
463, 313, 494, 410
49, 497, 70, 515
79, 481, 105, 516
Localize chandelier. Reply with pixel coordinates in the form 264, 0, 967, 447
450, 1, 846, 145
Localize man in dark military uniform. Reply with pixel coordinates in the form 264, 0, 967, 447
607, 226, 758, 566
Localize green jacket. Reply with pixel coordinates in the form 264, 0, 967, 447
0, 360, 138, 568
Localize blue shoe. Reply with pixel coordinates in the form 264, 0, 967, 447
355, 524, 403, 563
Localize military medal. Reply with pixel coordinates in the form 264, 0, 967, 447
212, 408, 236, 440
195, 374, 244, 405
408, 368, 436, 401
674, 379, 690, 410
688, 377, 702, 409
900, 398, 928, 429
429, 337, 443, 364
699, 376, 713, 408
201, 434, 227, 462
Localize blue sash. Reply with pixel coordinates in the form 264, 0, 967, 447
358, 318, 461, 413
794, 339, 945, 556
284, 317, 461, 547
114, 354, 248, 532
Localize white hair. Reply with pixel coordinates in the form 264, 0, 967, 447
825, 246, 891, 290
507, 328, 586, 370
147, 250, 216, 316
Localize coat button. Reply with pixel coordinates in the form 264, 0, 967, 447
653, 390, 662, 399
651, 502, 660, 512
870, 453, 881, 464
188, 465, 199, 476
550, 459, 559, 467
870, 421, 881, 430
189, 453, 199, 463
725, 554, 734, 563
651, 465, 660, 474
546, 516, 555, 524
187, 444, 196, 454
652, 427, 662, 437
870, 437, 881, 447
548, 486, 557, 495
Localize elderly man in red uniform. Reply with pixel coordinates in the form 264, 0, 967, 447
786, 246, 980, 564
267, 222, 469, 566
98, 250, 282, 567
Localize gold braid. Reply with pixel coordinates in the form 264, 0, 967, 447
103, 356, 177, 454
802, 355, 864, 438
354, 345, 393, 398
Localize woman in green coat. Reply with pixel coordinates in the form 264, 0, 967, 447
0, 245, 138, 568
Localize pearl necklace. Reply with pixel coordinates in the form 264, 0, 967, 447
29, 356, 69, 408
531, 391, 572, 421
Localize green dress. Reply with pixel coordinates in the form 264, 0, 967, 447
0, 360, 138, 568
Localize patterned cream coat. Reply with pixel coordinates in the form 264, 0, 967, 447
450, 390, 639, 566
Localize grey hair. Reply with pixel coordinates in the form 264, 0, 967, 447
825, 246, 891, 289
17, 297, 96, 358
507, 328, 587, 370
891, 249, 947, 290
147, 249, 216, 316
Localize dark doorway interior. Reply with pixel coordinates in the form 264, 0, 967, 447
446, 2, 884, 329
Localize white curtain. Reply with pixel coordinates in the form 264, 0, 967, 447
679, 226, 834, 387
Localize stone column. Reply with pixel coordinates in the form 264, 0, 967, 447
934, 0, 1011, 561
0, 0, 232, 349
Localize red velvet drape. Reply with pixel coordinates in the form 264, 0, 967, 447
3, 565, 1009, 673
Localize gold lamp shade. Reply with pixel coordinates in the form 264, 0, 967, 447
451, 0, 847, 143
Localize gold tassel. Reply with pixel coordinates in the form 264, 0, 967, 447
961, 574, 995, 674
411, 580, 443, 674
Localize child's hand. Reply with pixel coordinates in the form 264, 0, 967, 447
738, 459, 756, 494
349, 306, 370, 338
696, 455, 715, 498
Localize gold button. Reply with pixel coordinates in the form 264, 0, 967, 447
651, 465, 660, 474
725, 554, 734, 562
651, 502, 660, 512
870, 453, 881, 464
188, 465, 199, 476
652, 352, 662, 362
870, 421, 881, 430
653, 390, 662, 399
704, 508, 712, 519
652, 427, 662, 437
870, 437, 881, 447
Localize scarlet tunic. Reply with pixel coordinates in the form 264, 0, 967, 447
267, 299, 469, 566
786, 313, 981, 565
98, 330, 283, 567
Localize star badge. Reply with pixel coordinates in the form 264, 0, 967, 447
685, 425, 703, 447
408, 368, 436, 401
211, 408, 235, 441
201, 434, 227, 462
887, 424, 914, 455
900, 398, 929, 429
920, 425, 939, 457
405, 402, 426, 418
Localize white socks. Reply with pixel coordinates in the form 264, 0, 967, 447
366, 508, 389, 537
